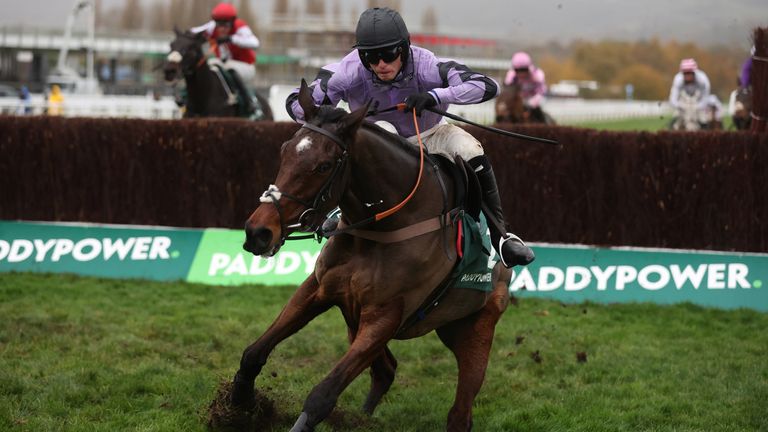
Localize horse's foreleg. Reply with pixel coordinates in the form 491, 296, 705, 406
363, 345, 397, 415
345, 322, 398, 416
232, 274, 331, 406
436, 286, 508, 432
290, 302, 402, 432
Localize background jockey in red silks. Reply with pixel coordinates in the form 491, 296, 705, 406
504, 51, 548, 122
190, 2, 260, 113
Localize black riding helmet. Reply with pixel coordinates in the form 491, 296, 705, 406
354, 7, 410, 70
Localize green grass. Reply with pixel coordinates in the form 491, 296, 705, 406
571, 116, 737, 131
1, 272, 766, 431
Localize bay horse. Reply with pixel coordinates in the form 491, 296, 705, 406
495, 83, 555, 124
162, 29, 273, 120
731, 87, 752, 130
229, 81, 513, 431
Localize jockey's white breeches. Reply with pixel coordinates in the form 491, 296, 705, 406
222, 59, 255, 83
375, 121, 484, 162
406, 122, 484, 161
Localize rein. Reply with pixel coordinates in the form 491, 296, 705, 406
259, 109, 430, 244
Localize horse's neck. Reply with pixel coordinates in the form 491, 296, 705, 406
340, 128, 446, 228
185, 63, 231, 115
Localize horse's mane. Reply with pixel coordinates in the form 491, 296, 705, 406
310, 105, 422, 159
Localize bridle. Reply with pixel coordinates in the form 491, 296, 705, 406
165, 34, 213, 79
257, 122, 351, 246
257, 109, 429, 248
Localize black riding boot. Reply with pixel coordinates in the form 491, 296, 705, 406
227, 69, 256, 115
469, 155, 535, 268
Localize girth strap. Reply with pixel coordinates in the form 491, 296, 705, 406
336, 210, 456, 243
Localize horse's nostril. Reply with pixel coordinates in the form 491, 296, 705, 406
244, 224, 274, 255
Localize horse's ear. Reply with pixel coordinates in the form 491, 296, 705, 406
298, 79, 318, 122
339, 102, 369, 138
173, 25, 181, 36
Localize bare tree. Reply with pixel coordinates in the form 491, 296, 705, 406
239, 0, 259, 34
149, 0, 172, 32
120, 0, 144, 30
273, 0, 289, 16
421, 5, 437, 33
307, 0, 324, 16
367, 0, 401, 11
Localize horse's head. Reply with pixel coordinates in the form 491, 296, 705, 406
163, 27, 207, 82
495, 83, 525, 123
243, 80, 368, 256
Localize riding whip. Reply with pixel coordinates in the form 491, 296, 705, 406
367, 103, 559, 146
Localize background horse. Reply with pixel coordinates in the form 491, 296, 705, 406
731, 87, 753, 130
220, 82, 513, 432
495, 83, 556, 124
162, 29, 272, 120
670, 90, 705, 131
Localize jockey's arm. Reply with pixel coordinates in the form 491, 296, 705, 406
526, 69, 547, 108
668, 74, 683, 109
190, 20, 215, 36
696, 71, 711, 109
425, 56, 500, 106
286, 62, 344, 121
231, 25, 260, 50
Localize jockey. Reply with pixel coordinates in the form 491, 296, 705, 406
668, 58, 711, 113
286, 7, 535, 268
503, 52, 547, 119
191, 2, 260, 113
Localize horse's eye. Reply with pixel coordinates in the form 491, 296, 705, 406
316, 162, 333, 173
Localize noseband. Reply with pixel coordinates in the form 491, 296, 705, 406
258, 123, 349, 245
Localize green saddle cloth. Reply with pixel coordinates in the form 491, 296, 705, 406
450, 211, 497, 292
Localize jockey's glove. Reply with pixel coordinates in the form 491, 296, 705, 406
216, 36, 232, 44
404, 92, 437, 116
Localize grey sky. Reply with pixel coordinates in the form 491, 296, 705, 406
0, 0, 764, 48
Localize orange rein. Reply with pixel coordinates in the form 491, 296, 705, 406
197, 40, 218, 68
374, 106, 425, 221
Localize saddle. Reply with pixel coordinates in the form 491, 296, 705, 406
397, 155, 495, 334
207, 60, 264, 119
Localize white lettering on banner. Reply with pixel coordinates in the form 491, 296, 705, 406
708, 264, 726, 289
728, 264, 750, 289
249, 256, 275, 275
565, 267, 591, 291
72, 238, 101, 261
670, 264, 707, 289
538, 267, 564, 291
209, 253, 230, 275
131, 237, 152, 260
149, 237, 171, 259
591, 266, 616, 290
0, 237, 173, 263
207, 251, 322, 277
638, 265, 670, 290
225, 254, 248, 276
509, 263, 754, 292
103, 238, 136, 261
616, 266, 637, 290
33, 239, 57, 261
8, 239, 34, 262
0, 240, 8, 260
276, 253, 301, 274
51, 239, 74, 262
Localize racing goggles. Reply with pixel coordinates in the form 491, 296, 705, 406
360, 45, 403, 65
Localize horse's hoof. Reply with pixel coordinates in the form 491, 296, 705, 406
206, 381, 275, 431
289, 412, 314, 432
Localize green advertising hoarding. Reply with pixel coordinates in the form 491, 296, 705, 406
508, 245, 768, 311
0, 221, 202, 280
1, 221, 766, 312
186, 228, 321, 286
